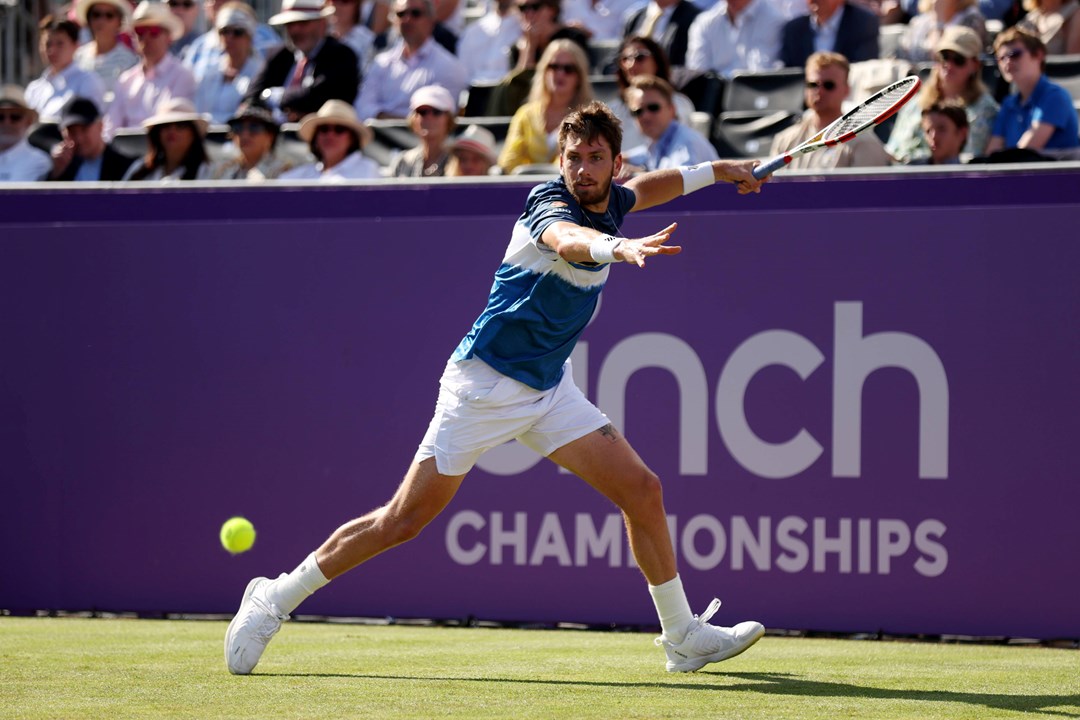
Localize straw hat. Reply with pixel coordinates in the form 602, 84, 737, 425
74, 0, 133, 27
935, 25, 983, 60
451, 124, 497, 164
142, 97, 210, 136
297, 100, 373, 146
131, 0, 184, 41
0, 85, 38, 124
269, 0, 335, 26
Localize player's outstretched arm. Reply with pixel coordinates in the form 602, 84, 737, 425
626, 159, 765, 212
541, 221, 681, 268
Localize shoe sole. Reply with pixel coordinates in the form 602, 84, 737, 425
224, 576, 267, 675
666, 623, 766, 673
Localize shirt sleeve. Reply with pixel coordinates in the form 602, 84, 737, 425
525, 181, 583, 244
1031, 84, 1076, 132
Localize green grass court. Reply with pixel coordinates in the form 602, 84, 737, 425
2, 617, 1077, 719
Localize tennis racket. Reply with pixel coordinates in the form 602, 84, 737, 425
752, 76, 921, 180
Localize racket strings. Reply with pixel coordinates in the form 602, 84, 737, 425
822, 78, 919, 141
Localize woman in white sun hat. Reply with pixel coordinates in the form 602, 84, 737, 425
122, 97, 212, 180
445, 123, 498, 176
278, 99, 381, 181
73, 0, 139, 96
389, 84, 456, 177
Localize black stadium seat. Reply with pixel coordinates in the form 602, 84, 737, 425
463, 81, 500, 117
723, 68, 806, 113
1045, 54, 1080, 103
678, 71, 726, 117
711, 110, 799, 159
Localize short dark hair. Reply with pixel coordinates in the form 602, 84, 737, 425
627, 75, 675, 104
39, 15, 81, 43
616, 36, 673, 93
923, 100, 970, 131
559, 101, 623, 157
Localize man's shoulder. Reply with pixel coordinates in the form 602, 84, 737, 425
841, 1, 879, 28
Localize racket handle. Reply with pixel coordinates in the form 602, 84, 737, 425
752, 154, 789, 180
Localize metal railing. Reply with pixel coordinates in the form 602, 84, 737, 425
1, 0, 49, 86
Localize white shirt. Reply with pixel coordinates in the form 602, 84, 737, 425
563, 0, 644, 41
457, 11, 522, 83
75, 42, 139, 97
0, 139, 53, 182
355, 37, 468, 119
25, 63, 107, 120
686, 0, 785, 77
277, 151, 381, 181
106, 54, 197, 136
340, 24, 376, 72
121, 161, 213, 181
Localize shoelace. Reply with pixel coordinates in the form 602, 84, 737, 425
654, 598, 723, 646
247, 595, 288, 643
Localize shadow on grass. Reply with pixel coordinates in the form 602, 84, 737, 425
260, 671, 1080, 717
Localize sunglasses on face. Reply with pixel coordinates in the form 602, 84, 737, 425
620, 51, 652, 64
937, 50, 968, 66
518, 2, 545, 12
230, 120, 268, 134
630, 102, 664, 117
997, 47, 1027, 62
136, 26, 166, 39
805, 79, 838, 91
546, 62, 578, 75
415, 107, 446, 117
395, 8, 425, 18
88, 10, 120, 20
218, 27, 248, 37
316, 124, 350, 136
168, 0, 195, 8
0, 111, 27, 123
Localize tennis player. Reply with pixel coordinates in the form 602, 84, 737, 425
226, 101, 767, 676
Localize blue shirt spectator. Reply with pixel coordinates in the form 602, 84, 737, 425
992, 74, 1080, 149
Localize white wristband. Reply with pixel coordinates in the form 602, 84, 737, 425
680, 162, 715, 195
589, 235, 622, 264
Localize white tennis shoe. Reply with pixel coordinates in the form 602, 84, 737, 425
224, 576, 289, 675
655, 599, 764, 673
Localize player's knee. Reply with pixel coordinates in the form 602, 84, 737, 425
379, 509, 432, 546
620, 467, 664, 514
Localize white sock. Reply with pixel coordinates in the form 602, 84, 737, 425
265, 552, 330, 615
648, 575, 695, 644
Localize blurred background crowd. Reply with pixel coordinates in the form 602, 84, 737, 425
0, 0, 1078, 182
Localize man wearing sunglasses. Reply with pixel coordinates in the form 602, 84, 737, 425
622, 75, 717, 174
354, 0, 467, 119
105, 1, 197, 136
769, 50, 890, 170
247, 0, 360, 122
0, 85, 52, 182
983, 27, 1079, 157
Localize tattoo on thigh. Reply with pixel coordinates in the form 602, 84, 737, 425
597, 423, 620, 443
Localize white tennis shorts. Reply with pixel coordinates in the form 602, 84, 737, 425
414, 357, 609, 476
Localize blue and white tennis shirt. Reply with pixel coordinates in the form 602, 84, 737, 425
452, 178, 637, 391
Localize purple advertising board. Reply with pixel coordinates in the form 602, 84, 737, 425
2, 170, 1078, 639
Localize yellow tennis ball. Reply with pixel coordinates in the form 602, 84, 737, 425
220, 516, 256, 555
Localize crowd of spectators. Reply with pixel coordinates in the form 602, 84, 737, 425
2, 0, 1079, 183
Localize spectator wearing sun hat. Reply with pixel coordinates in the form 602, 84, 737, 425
122, 96, 212, 180
0, 85, 53, 182
389, 84, 456, 177
278, 99, 381, 181
73, 0, 139, 97
105, 1, 197, 137
245, 0, 360, 122
193, 2, 265, 123
212, 98, 296, 179
446, 124, 498, 176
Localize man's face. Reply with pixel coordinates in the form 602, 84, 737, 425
559, 134, 621, 211
135, 25, 172, 63
286, 18, 326, 54
996, 41, 1041, 85
0, 105, 32, 152
394, 0, 434, 47
805, 63, 848, 118
922, 112, 967, 164
626, 87, 675, 142
63, 120, 106, 159
808, 0, 842, 22
41, 30, 77, 70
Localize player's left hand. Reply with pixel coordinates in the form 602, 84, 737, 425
616, 222, 682, 268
